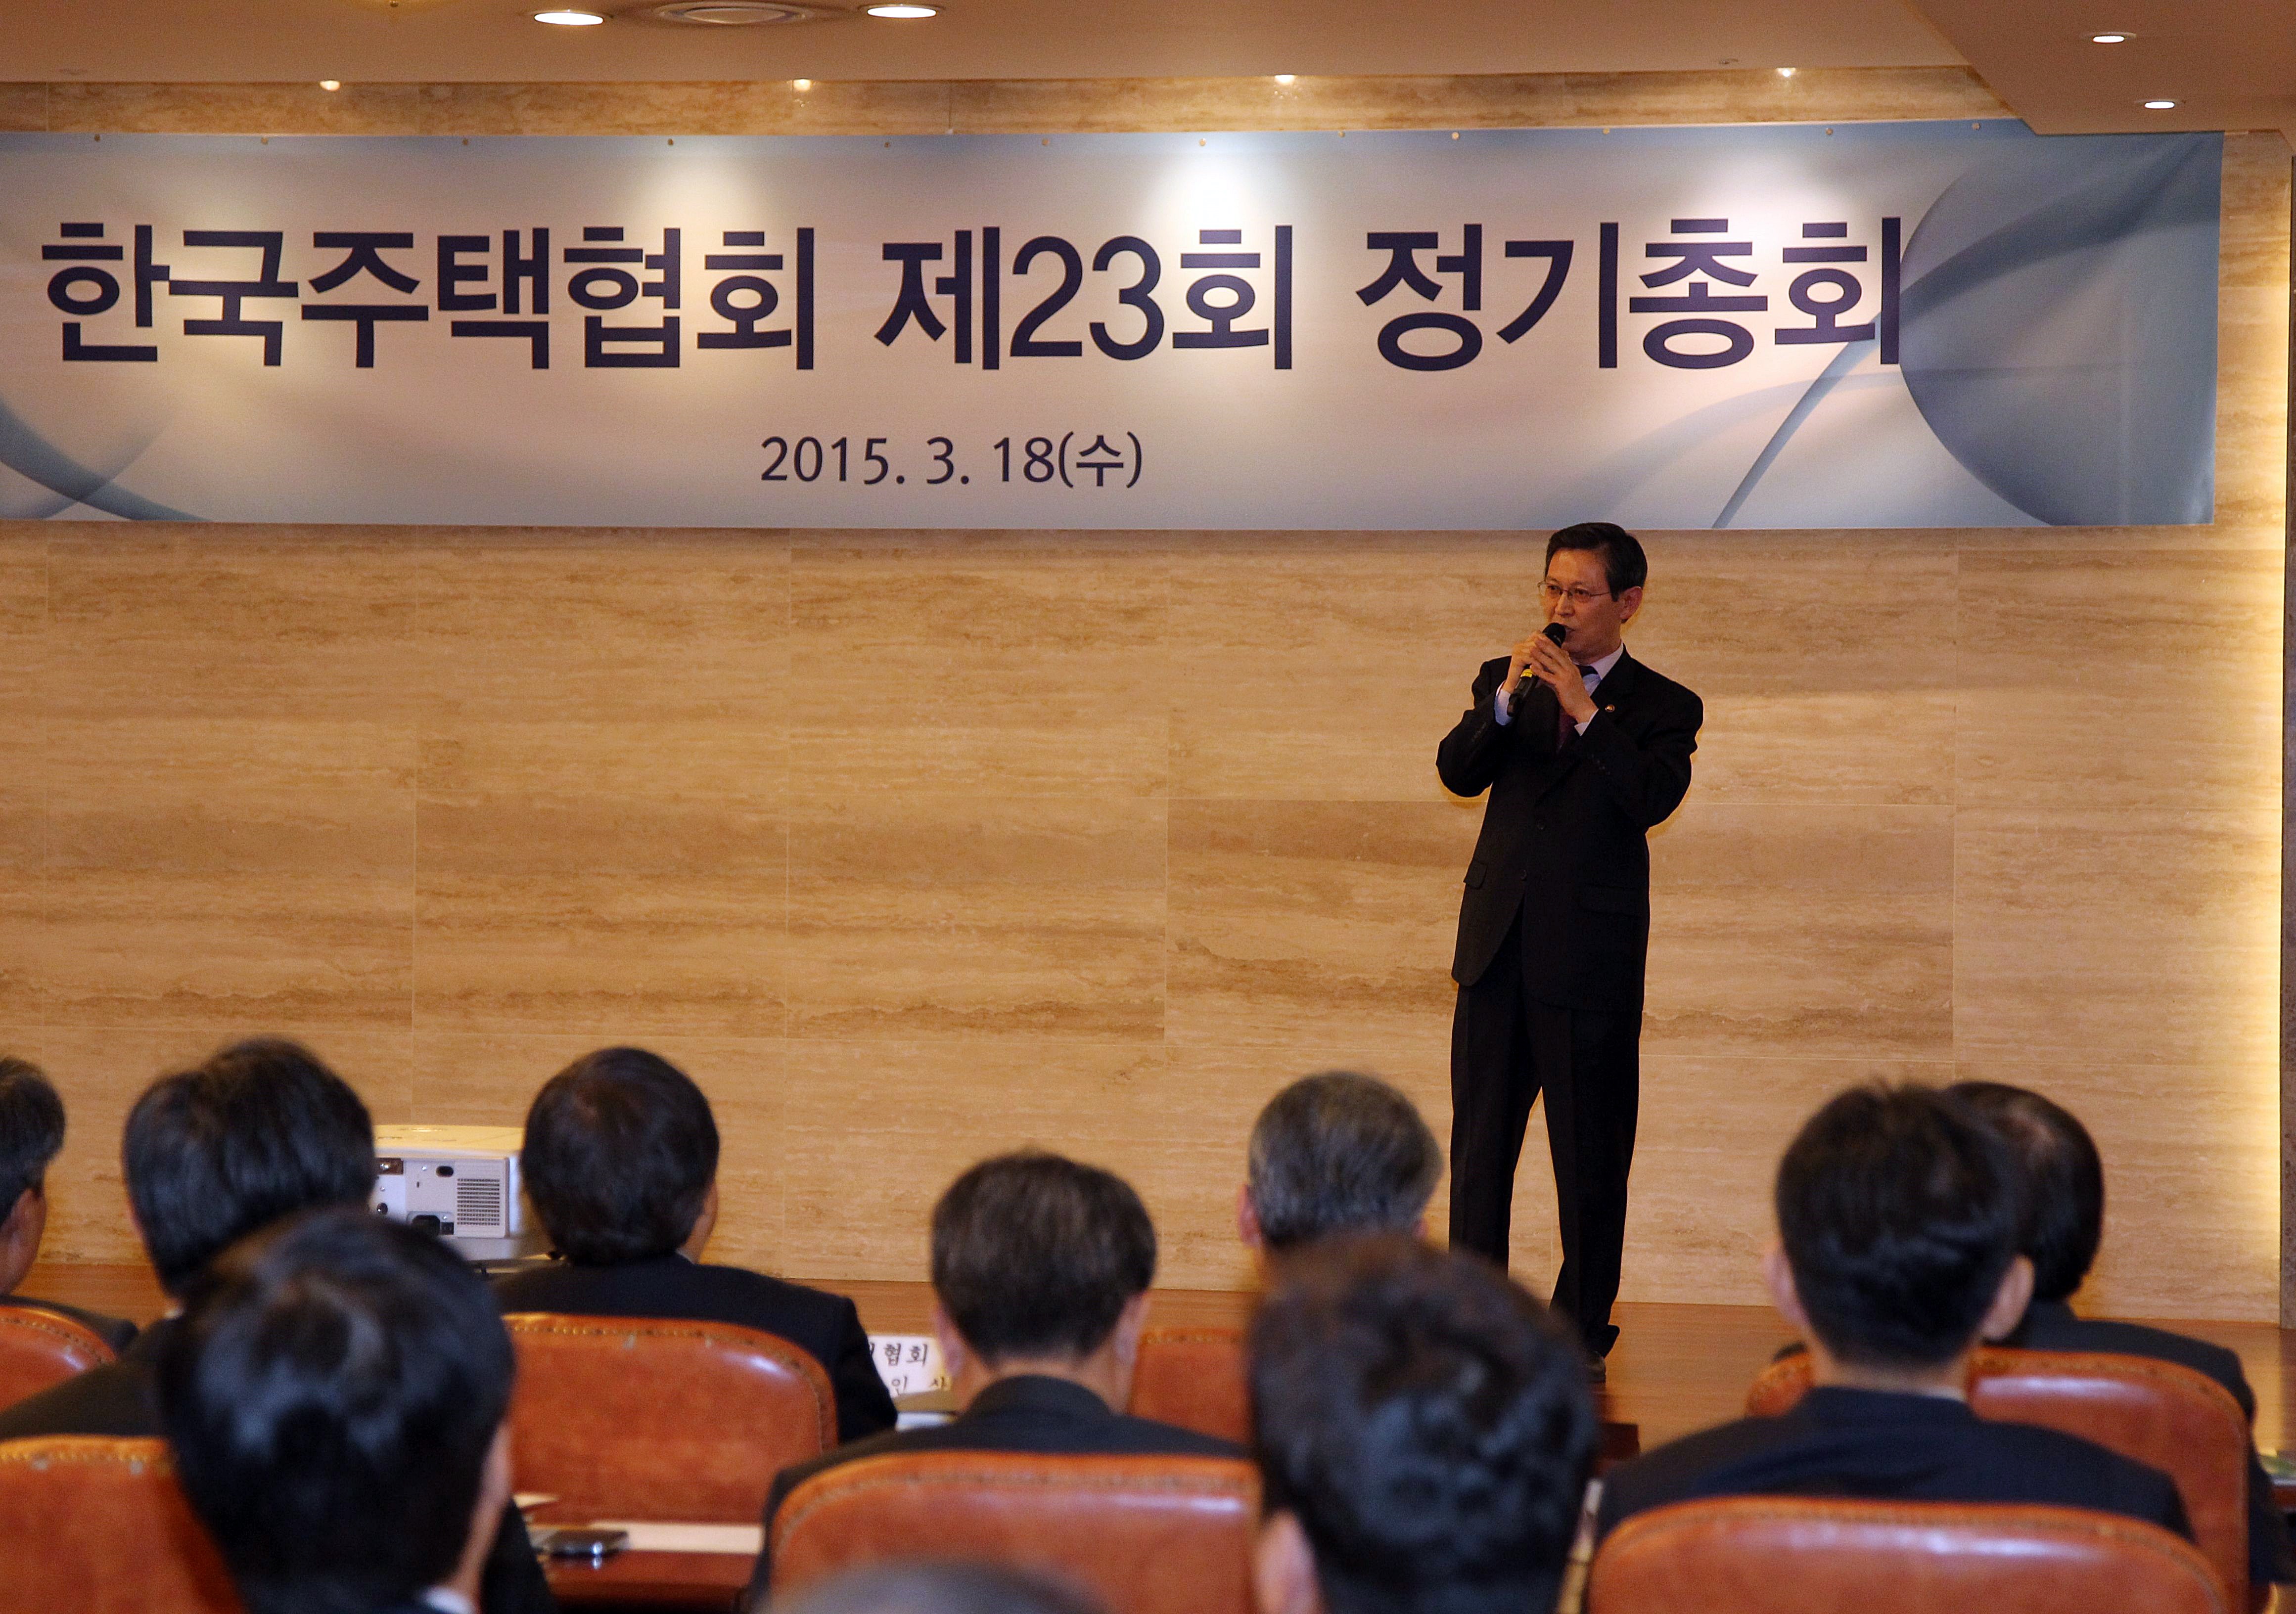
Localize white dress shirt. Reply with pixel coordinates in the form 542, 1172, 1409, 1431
1493, 643, 1624, 735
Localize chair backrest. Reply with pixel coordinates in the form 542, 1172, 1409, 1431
772, 1451, 1259, 1614
1588, 1496, 2224, 1614
0, 1436, 241, 1614
1128, 1328, 1249, 1444
1742, 1345, 2252, 1607
503, 1312, 836, 1523
0, 1305, 116, 1412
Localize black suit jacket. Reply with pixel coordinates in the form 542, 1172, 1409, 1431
743, 1375, 1242, 1610
1596, 1385, 2191, 1541
1437, 650, 1702, 1006
0, 1294, 138, 1355
2008, 1298, 2294, 1585
0, 1320, 557, 1614
491, 1254, 896, 1444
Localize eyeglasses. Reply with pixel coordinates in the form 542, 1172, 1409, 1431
1540, 582, 1614, 606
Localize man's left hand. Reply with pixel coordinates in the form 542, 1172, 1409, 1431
1524, 634, 1597, 724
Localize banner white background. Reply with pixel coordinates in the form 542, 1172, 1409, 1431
0, 122, 2218, 528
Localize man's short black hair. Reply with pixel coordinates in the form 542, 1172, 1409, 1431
523, 1046, 720, 1265
1948, 1081, 2104, 1303
158, 1206, 514, 1614
1251, 1236, 1597, 1614
930, 1151, 1156, 1364
1246, 1072, 1440, 1253
123, 1039, 375, 1296
0, 1057, 64, 1212
1776, 1083, 2024, 1369
775, 1562, 1105, 1614
1545, 522, 1648, 595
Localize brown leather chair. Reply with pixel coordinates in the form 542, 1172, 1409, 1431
770, 1451, 1259, 1614
1128, 1327, 1249, 1444
1587, 1495, 2224, 1614
0, 1305, 116, 1411
0, 1436, 241, 1614
1745, 1346, 2252, 1607
503, 1313, 836, 1523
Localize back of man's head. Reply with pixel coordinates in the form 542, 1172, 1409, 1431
1245, 1073, 1440, 1254
775, 1563, 1106, 1614
1947, 1081, 2104, 1303
1776, 1082, 2024, 1370
523, 1046, 720, 1265
0, 1057, 64, 1217
1250, 1236, 1596, 1614
157, 1206, 514, 1614
123, 1039, 374, 1296
931, 1151, 1156, 1363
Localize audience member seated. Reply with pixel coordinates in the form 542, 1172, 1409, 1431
0, 1037, 553, 1614
776, 1562, 1105, 1614
493, 1046, 895, 1441
744, 1151, 1240, 1608
157, 1206, 516, 1614
1239, 1072, 1441, 1261
1951, 1079, 2295, 1589
1249, 1235, 1597, 1614
1597, 1082, 2189, 1541
0, 1057, 136, 1352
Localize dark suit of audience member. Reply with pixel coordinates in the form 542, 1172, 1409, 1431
0, 1058, 138, 1354
744, 1151, 1237, 1610
1600, 1083, 2190, 1546
496, 1046, 896, 1444
0, 1039, 553, 1614
1955, 1081, 2296, 1588
158, 1209, 521, 1614
1251, 1237, 1599, 1614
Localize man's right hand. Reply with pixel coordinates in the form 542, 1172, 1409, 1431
1504, 630, 1552, 697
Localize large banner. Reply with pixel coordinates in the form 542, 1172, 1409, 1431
0, 122, 2219, 529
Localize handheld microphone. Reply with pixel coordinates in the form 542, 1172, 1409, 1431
1542, 622, 1568, 647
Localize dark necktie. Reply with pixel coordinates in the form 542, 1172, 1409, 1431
1557, 667, 1596, 745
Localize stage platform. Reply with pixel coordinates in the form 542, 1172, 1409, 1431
24, 1262, 2295, 1452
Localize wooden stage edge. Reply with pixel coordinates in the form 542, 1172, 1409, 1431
26, 1262, 2296, 1451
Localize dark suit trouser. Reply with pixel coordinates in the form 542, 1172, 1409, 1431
1448, 909, 1641, 1357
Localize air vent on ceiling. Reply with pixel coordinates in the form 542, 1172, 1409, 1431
644, 1, 843, 23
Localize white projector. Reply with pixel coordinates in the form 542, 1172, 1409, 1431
372, 1124, 548, 1262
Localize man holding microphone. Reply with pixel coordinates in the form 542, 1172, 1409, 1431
1437, 522, 1703, 1378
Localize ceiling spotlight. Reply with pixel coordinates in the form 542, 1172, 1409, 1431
793, 77, 813, 90
2142, 98, 2177, 109
534, 8, 606, 24
865, 3, 937, 14
1273, 74, 1295, 85
1775, 66, 1796, 78
319, 79, 342, 90
2090, 31, 2129, 43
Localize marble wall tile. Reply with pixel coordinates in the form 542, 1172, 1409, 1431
1955, 808, 2279, 1072
413, 80, 953, 137
44, 83, 426, 135
409, 1030, 788, 1271
788, 536, 1168, 797
0, 86, 46, 133
1644, 803, 1954, 1059
786, 795, 1165, 1041
0, 536, 46, 1024
31, 1023, 416, 1265
1955, 1058, 2279, 1323
1166, 799, 1470, 1051
2219, 135, 2294, 292
1956, 547, 2280, 812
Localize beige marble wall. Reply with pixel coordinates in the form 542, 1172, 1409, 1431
4, 85, 2285, 1321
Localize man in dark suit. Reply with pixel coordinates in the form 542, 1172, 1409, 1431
158, 1207, 516, 1614
1437, 522, 1702, 1370
1950, 1080, 2295, 1589
492, 1046, 895, 1443
741, 1152, 1238, 1610
1598, 1083, 2189, 1540
1250, 1236, 1597, 1614
0, 1038, 554, 1614
0, 1057, 137, 1353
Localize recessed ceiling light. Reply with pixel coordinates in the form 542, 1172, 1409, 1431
1775, 66, 1796, 78
793, 78, 813, 90
2142, 98, 2177, 109
534, 8, 606, 24
1273, 74, 1295, 85
648, 1, 833, 21
318, 79, 342, 90
2091, 32, 2129, 43
865, 3, 937, 16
